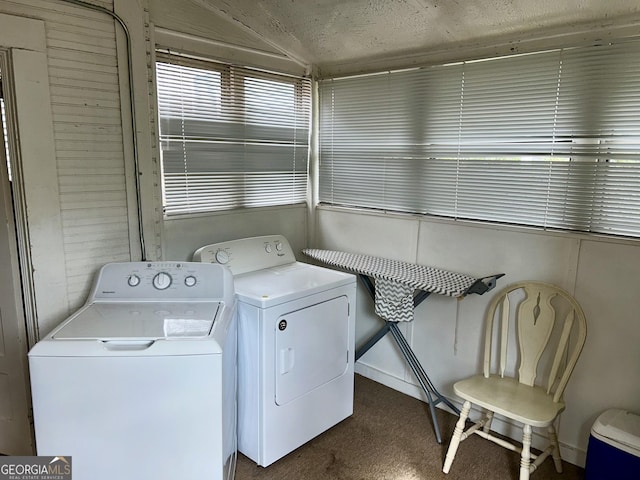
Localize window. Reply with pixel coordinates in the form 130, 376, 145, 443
319, 38, 640, 238
156, 54, 311, 215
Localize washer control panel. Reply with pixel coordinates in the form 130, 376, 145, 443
89, 261, 233, 301
193, 235, 296, 275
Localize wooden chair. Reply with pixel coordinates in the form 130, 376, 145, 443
442, 281, 587, 480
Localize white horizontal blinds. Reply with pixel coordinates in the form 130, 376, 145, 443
554, 41, 640, 236
415, 64, 467, 217
319, 37, 640, 237
156, 54, 311, 215
454, 50, 566, 228
319, 67, 463, 213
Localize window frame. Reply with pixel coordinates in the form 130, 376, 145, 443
155, 52, 312, 216
317, 37, 640, 239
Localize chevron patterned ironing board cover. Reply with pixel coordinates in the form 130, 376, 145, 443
303, 249, 486, 322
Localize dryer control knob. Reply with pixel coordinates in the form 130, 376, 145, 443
265, 243, 273, 253
184, 275, 197, 287
275, 241, 283, 251
152, 272, 172, 290
215, 250, 229, 264
127, 274, 140, 287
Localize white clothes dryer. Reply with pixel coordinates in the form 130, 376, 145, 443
193, 235, 356, 467
29, 262, 237, 480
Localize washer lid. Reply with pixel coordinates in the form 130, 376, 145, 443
233, 261, 355, 308
52, 302, 221, 340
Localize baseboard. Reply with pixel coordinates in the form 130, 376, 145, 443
354, 362, 587, 468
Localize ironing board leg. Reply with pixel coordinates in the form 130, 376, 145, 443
355, 323, 391, 361
388, 322, 460, 444
354, 273, 460, 443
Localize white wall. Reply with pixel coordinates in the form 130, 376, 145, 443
313, 206, 640, 467
162, 205, 308, 261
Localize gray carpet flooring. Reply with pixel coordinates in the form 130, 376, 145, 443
236, 374, 585, 480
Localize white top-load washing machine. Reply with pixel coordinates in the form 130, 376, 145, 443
28, 262, 237, 480
193, 235, 356, 467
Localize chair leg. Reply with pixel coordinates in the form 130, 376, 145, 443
520, 424, 532, 480
483, 411, 494, 433
548, 424, 563, 473
443, 400, 471, 474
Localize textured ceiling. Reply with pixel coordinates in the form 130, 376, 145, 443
185, 0, 640, 75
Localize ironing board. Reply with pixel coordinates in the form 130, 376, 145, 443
302, 248, 504, 444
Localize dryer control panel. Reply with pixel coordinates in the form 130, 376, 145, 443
193, 235, 297, 275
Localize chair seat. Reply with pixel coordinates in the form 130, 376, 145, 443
453, 375, 565, 427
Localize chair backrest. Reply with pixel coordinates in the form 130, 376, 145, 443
483, 281, 587, 403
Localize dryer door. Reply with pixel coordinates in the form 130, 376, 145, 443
275, 295, 350, 406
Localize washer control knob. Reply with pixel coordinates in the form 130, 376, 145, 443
127, 274, 141, 287
184, 275, 197, 287
275, 241, 283, 252
215, 250, 230, 264
152, 272, 172, 290
265, 243, 273, 253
